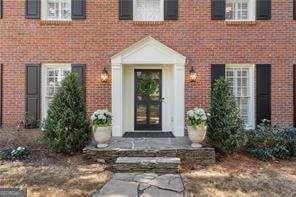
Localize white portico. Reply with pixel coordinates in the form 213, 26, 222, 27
111, 36, 186, 137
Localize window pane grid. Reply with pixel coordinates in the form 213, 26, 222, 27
46, 67, 70, 98
135, 0, 162, 21
46, 0, 71, 20
226, 0, 250, 20
226, 66, 253, 127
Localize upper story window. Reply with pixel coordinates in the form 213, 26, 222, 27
225, 0, 255, 21
133, 0, 164, 21
42, 0, 71, 21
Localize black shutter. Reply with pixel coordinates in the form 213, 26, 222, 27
119, 0, 133, 20
211, 64, 225, 87
256, 64, 271, 125
26, 64, 41, 128
25, 0, 40, 19
211, 0, 225, 20
293, 65, 296, 127
164, 0, 178, 20
71, 64, 85, 92
72, 0, 86, 19
293, 0, 296, 20
0, 64, 2, 127
0, 0, 3, 19
256, 0, 271, 20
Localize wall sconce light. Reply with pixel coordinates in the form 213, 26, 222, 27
101, 68, 108, 83
189, 66, 197, 82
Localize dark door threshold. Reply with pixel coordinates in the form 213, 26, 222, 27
123, 132, 175, 138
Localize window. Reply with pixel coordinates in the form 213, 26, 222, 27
134, 0, 164, 21
42, 0, 71, 21
226, 65, 255, 129
42, 64, 71, 119
226, 0, 255, 21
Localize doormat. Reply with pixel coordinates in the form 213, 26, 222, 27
123, 132, 175, 138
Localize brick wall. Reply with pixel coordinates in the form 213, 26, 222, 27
0, 0, 295, 126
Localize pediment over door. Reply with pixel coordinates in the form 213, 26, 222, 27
111, 36, 186, 65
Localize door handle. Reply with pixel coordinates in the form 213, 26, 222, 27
161, 97, 166, 102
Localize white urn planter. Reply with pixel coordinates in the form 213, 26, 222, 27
187, 125, 207, 148
93, 126, 112, 148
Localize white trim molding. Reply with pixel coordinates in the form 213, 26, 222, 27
111, 36, 186, 137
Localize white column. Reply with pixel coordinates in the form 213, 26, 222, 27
112, 64, 123, 137
173, 64, 185, 137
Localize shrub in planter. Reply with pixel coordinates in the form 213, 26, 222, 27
247, 120, 296, 160
42, 73, 90, 154
187, 107, 209, 147
207, 77, 246, 154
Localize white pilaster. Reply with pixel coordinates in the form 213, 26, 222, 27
173, 64, 185, 137
112, 64, 123, 137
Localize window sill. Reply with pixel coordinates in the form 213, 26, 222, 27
132, 21, 165, 25
225, 20, 257, 26
39, 20, 72, 26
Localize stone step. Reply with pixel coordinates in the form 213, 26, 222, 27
115, 157, 180, 174
83, 137, 216, 165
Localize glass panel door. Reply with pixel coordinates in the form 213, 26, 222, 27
134, 69, 162, 130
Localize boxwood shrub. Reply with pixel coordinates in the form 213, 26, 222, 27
246, 120, 296, 161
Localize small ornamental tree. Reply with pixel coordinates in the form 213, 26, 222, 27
207, 77, 246, 154
43, 73, 90, 154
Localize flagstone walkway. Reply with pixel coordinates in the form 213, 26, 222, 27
92, 173, 184, 197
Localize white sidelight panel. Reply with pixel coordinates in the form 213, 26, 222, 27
112, 64, 123, 137
173, 64, 185, 137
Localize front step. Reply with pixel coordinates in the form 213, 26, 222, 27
115, 157, 180, 174
84, 137, 215, 165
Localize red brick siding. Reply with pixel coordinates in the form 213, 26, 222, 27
0, 0, 295, 126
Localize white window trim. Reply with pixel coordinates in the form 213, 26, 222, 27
41, 0, 72, 21
225, 0, 256, 21
133, 0, 164, 21
41, 63, 71, 121
226, 64, 255, 130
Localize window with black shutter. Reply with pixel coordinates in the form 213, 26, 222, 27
26, 0, 86, 20
212, 0, 270, 21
